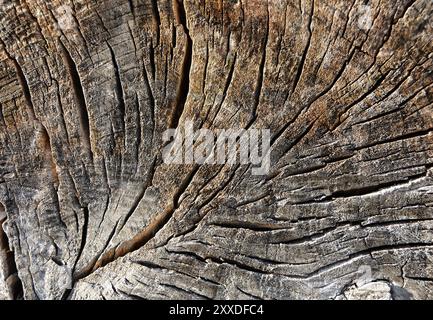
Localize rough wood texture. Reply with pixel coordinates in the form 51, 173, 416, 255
0, 0, 432, 300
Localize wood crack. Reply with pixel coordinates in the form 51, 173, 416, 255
0, 210, 24, 300
58, 40, 93, 160
169, 0, 193, 129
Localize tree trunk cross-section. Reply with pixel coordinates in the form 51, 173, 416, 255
0, 0, 432, 300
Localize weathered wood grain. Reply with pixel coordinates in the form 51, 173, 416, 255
0, 0, 432, 300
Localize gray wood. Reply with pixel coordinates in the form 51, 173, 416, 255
0, 0, 432, 300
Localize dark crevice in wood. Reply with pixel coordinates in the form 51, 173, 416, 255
133, 94, 142, 168
306, 243, 433, 279
328, 172, 427, 200
64, 171, 81, 233
169, 0, 193, 129
142, 64, 155, 142
334, 70, 391, 130
357, 60, 427, 119
207, 54, 237, 126
58, 40, 93, 159
274, 221, 358, 244
149, 42, 156, 82
251, 2, 269, 122
52, 78, 71, 142
202, 42, 209, 95
237, 286, 262, 300
209, 220, 284, 232
39, 126, 59, 189
234, 192, 271, 208
164, 247, 206, 263
38, 127, 67, 229
108, 43, 126, 132
173, 165, 200, 208
132, 259, 166, 270
197, 164, 240, 212
355, 128, 433, 150
354, 77, 433, 127
88, 220, 120, 274
280, 163, 327, 177
72, 205, 89, 278
362, 217, 433, 229
340, 0, 356, 38
118, 157, 157, 232
127, 0, 135, 17
272, 42, 360, 147
60, 288, 72, 300
159, 165, 242, 246
397, 79, 433, 108
161, 282, 211, 299
353, 106, 405, 127
117, 288, 146, 300
150, 0, 161, 47
208, 255, 273, 276
0, 103, 5, 127
102, 156, 113, 199
291, 0, 314, 96
133, 258, 218, 287
405, 276, 433, 283
10, 57, 37, 121
277, 118, 318, 158
0, 208, 24, 300
97, 192, 110, 231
